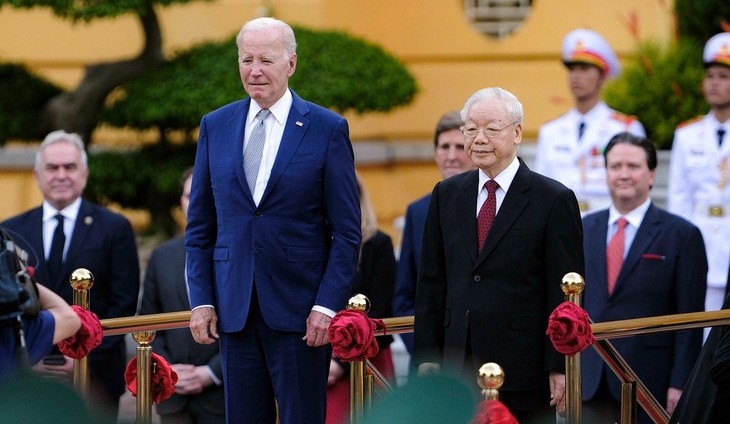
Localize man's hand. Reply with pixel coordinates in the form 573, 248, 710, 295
549, 372, 567, 417
32, 354, 74, 380
172, 363, 215, 395
303, 310, 331, 347
417, 362, 441, 376
666, 387, 682, 415
190, 307, 219, 344
328, 359, 345, 386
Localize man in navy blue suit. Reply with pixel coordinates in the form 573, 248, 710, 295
581, 133, 707, 423
1, 130, 140, 418
392, 111, 475, 355
185, 17, 361, 424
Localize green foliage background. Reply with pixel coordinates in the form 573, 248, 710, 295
674, 0, 730, 44
0, 63, 62, 144
100, 26, 418, 135
603, 39, 708, 150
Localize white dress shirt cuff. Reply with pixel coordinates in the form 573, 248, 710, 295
312, 305, 336, 318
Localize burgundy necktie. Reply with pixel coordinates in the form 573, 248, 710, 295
606, 217, 628, 295
477, 180, 499, 254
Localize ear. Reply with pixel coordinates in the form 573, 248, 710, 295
513, 123, 523, 145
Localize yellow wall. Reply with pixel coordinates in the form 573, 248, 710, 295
0, 0, 676, 240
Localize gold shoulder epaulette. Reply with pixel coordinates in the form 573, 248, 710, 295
677, 116, 703, 129
610, 111, 637, 126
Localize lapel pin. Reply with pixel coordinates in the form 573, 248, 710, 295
84, 216, 93, 225
295, 121, 303, 127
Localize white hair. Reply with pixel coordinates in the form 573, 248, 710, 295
35, 130, 88, 171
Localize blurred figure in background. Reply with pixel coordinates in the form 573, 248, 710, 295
668, 32, 730, 319
139, 167, 224, 424
326, 174, 396, 424
535, 28, 645, 215
393, 111, 475, 357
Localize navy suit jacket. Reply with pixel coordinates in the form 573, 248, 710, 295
414, 159, 585, 394
393, 193, 430, 354
1, 199, 140, 398
581, 203, 707, 405
185, 90, 361, 334
139, 236, 224, 416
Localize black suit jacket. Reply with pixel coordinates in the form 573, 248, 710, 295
139, 236, 224, 416
414, 159, 585, 393
581, 204, 706, 405
1, 199, 140, 399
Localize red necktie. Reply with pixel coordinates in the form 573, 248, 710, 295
477, 180, 499, 254
606, 217, 628, 295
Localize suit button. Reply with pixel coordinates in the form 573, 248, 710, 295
473, 275, 481, 282
254, 210, 261, 218
465, 310, 470, 318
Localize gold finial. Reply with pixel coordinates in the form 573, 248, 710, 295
478, 362, 505, 400
347, 294, 370, 312
70, 268, 94, 291
560, 272, 585, 295
132, 331, 156, 346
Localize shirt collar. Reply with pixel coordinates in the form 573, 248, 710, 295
478, 156, 519, 193
248, 89, 293, 126
43, 197, 81, 222
608, 197, 651, 228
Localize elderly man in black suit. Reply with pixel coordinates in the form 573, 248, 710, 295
139, 168, 224, 423
1, 130, 140, 418
414, 87, 585, 423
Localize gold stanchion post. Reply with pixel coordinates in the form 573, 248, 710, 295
133, 330, 156, 424
477, 362, 505, 401
561, 272, 585, 424
347, 294, 370, 424
70, 268, 93, 398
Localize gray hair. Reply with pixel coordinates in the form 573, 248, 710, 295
236, 17, 297, 56
35, 130, 88, 171
460, 87, 524, 125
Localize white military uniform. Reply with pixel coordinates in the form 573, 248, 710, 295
668, 31, 730, 314
535, 28, 647, 215
535, 102, 646, 214
668, 114, 730, 312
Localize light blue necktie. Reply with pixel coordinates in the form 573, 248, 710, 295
243, 109, 271, 193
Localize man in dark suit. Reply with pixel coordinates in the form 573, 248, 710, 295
414, 87, 585, 422
393, 110, 475, 355
185, 17, 361, 424
1, 130, 140, 417
581, 132, 707, 424
139, 168, 224, 423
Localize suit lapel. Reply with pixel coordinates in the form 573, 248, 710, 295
260, 93, 310, 204
174, 239, 191, 309
65, 201, 95, 279
477, 160, 530, 264
454, 172, 480, 264
616, 203, 660, 288
586, 211, 609, 301
232, 99, 253, 199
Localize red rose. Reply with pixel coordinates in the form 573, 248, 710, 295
125, 352, 179, 404
546, 301, 595, 356
57, 305, 103, 359
328, 310, 384, 362
473, 399, 519, 424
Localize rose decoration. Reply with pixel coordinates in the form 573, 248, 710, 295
57, 305, 103, 359
473, 399, 519, 424
328, 310, 385, 362
124, 352, 178, 404
546, 301, 596, 356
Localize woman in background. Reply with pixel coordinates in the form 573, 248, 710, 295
326, 175, 396, 424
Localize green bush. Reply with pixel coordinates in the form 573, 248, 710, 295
100, 25, 418, 134
603, 39, 708, 150
85, 143, 197, 234
0, 63, 62, 144
675, 0, 730, 45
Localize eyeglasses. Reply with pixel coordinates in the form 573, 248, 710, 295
461, 122, 518, 140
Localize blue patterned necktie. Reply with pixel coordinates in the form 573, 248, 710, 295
243, 109, 271, 194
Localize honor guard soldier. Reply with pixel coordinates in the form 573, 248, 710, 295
535, 29, 646, 214
668, 32, 730, 315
